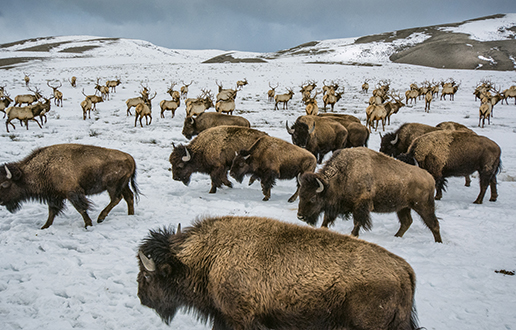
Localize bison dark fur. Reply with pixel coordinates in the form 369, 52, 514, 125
298, 147, 442, 242
0, 143, 139, 229
397, 130, 501, 203
182, 112, 251, 140
380, 123, 440, 158
287, 115, 348, 164
137, 215, 420, 330
169, 125, 267, 194
229, 135, 317, 202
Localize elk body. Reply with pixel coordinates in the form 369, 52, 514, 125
5, 106, 43, 132
106, 79, 121, 92
82, 89, 103, 110
69, 76, 77, 87
159, 98, 180, 118
14, 87, 42, 107
134, 92, 156, 127
322, 90, 343, 111
274, 88, 294, 110
0, 94, 13, 118
479, 97, 492, 128
185, 91, 214, 117
180, 80, 193, 99
47, 81, 63, 106
81, 98, 93, 120
236, 78, 248, 89
267, 83, 278, 102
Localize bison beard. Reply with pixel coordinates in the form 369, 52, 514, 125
137, 216, 420, 330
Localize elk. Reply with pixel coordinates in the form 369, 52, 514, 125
300, 80, 316, 96
28, 96, 52, 125
95, 78, 110, 101
322, 89, 343, 111
440, 79, 460, 100
180, 80, 193, 99
361, 79, 370, 93
236, 78, 248, 89
69, 76, 77, 87
81, 98, 93, 120
384, 92, 405, 124
160, 97, 181, 118
186, 90, 214, 117
134, 92, 156, 127
478, 96, 492, 128
14, 87, 42, 107
23, 73, 30, 87
0, 84, 6, 98
126, 86, 153, 115
274, 88, 294, 110
216, 80, 237, 102
82, 89, 103, 111
0, 92, 13, 118
304, 90, 320, 115
215, 97, 236, 115
267, 82, 278, 102
106, 78, 121, 92
405, 89, 419, 104
47, 81, 63, 107
424, 90, 433, 112
365, 104, 387, 132
166, 82, 181, 101
322, 80, 339, 95
5, 106, 43, 133
503, 86, 516, 105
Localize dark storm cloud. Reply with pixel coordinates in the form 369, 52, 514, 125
0, 0, 513, 52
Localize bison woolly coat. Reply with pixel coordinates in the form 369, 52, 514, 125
137, 215, 420, 330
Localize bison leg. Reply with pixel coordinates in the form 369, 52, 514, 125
209, 167, 232, 193
489, 175, 498, 202
465, 175, 471, 187
474, 171, 498, 204
41, 199, 66, 229
122, 184, 135, 215
412, 204, 442, 243
67, 191, 93, 228
98, 195, 122, 223
321, 213, 337, 227
394, 208, 413, 238
351, 201, 373, 237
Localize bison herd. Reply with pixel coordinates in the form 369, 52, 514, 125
0, 90, 503, 329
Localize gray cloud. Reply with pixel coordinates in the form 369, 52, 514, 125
0, 0, 513, 52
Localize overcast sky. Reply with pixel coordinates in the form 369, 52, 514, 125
0, 1, 512, 52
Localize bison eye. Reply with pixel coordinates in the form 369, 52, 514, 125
0, 181, 10, 189
310, 196, 317, 203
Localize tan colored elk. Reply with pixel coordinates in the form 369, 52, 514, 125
440, 79, 460, 100
267, 83, 278, 102
95, 79, 110, 101
0, 92, 13, 118
167, 82, 181, 101
215, 97, 236, 115
81, 98, 93, 120
274, 88, 294, 110
304, 90, 320, 115
69, 76, 77, 87
424, 90, 433, 112
14, 87, 42, 107
160, 96, 181, 118
322, 89, 343, 111
503, 86, 516, 105
479, 96, 492, 128
23, 73, 30, 87
134, 92, 156, 127
361, 79, 370, 93
82, 89, 104, 111
180, 80, 193, 99
186, 90, 214, 117
216, 80, 237, 102
236, 78, 248, 90
106, 78, 121, 92
47, 81, 63, 107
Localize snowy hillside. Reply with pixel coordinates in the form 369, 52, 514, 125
1, 13, 516, 330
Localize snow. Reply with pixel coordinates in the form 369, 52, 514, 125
1, 33, 516, 330
439, 13, 516, 42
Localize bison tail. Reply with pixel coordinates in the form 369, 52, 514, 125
130, 170, 141, 203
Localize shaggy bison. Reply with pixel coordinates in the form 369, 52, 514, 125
229, 135, 317, 202
181, 112, 250, 139
297, 147, 442, 242
0, 144, 139, 229
169, 125, 267, 193
397, 130, 501, 203
137, 215, 420, 330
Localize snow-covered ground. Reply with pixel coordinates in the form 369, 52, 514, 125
1, 31, 516, 330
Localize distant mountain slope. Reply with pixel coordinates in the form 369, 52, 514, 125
1, 14, 515, 71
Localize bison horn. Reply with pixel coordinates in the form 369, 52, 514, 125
286, 121, 295, 135
182, 148, 191, 162
315, 178, 325, 193
390, 134, 399, 145
4, 165, 11, 180
177, 223, 182, 234
138, 250, 156, 272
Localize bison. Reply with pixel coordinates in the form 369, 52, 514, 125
286, 115, 348, 163
0, 144, 139, 229
181, 112, 250, 140
397, 130, 501, 203
297, 147, 442, 242
137, 215, 420, 330
318, 114, 369, 148
229, 135, 317, 202
169, 125, 267, 194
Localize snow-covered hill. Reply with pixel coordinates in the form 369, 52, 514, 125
0, 13, 515, 330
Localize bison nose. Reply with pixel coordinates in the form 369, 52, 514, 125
297, 214, 304, 220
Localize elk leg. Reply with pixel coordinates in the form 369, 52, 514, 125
394, 208, 413, 238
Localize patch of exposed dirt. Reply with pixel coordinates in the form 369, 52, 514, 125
202, 53, 267, 64
0, 57, 42, 70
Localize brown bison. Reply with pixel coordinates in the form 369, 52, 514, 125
169, 125, 267, 193
318, 114, 369, 147
286, 115, 348, 163
229, 135, 317, 202
397, 130, 501, 203
181, 112, 250, 139
0, 144, 139, 229
137, 215, 420, 330
297, 147, 442, 242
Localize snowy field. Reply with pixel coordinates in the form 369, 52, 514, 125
0, 36, 516, 330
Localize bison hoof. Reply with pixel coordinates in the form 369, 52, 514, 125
287, 197, 296, 203
262, 196, 270, 201
473, 200, 483, 204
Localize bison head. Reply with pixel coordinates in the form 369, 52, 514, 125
137, 225, 186, 325
169, 144, 194, 186
379, 132, 399, 157
229, 150, 252, 184
287, 121, 314, 149
0, 164, 24, 213
181, 117, 197, 140
297, 172, 327, 226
